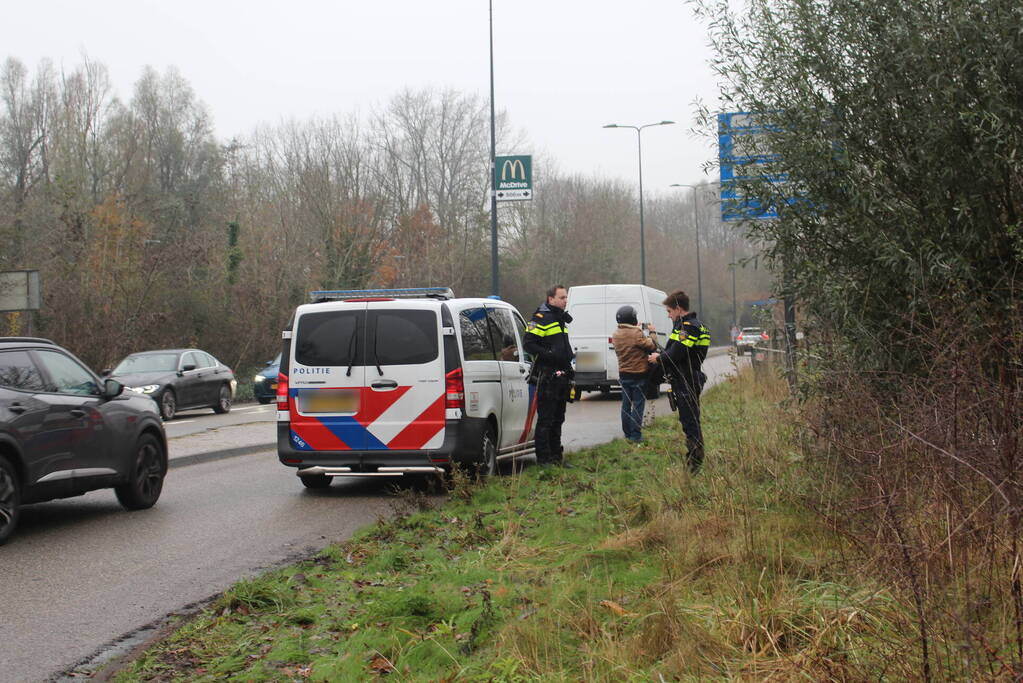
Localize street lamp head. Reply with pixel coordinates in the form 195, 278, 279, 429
659, 120, 676, 125
603, 124, 620, 128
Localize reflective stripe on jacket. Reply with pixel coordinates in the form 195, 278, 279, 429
523, 303, 574, 372
662, 312, 710, 384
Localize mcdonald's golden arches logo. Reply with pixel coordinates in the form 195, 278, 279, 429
494, 154, 533, 202
501, 158, 526, 181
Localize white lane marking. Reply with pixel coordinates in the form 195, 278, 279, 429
235, 406, 270, 412
170, 420, 197, 425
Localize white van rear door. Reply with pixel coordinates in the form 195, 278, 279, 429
568, 301, 610, 377
646, 288, 672, 349
289, 304, 368, 451
362, 302, 446, 450
606, 286, 651, 380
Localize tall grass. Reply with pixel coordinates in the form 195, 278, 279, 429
117, 367, 923, 681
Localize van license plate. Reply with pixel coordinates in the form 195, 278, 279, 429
298, 389, 360, 413
575, 352, 603, 371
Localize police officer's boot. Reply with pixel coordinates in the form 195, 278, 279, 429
685, 438, 704, 474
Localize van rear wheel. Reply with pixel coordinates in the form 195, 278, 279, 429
476, 427, 498, 478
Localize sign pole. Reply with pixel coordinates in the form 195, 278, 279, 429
488, 0, 500, 297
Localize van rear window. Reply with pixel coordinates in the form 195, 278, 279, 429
295, 310, 363, 367
368, 310, 438, 366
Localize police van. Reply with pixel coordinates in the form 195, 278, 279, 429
276, 288, 536, 487
567, 284, 672, 394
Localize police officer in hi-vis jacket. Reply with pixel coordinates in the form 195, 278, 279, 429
648, 289, 710, 472
523, 284, 574, 467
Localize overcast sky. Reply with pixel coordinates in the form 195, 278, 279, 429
3, 0, 723, 196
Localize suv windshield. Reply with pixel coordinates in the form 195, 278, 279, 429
114, 353, 180, 373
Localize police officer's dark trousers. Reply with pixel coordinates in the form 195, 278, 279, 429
534, 376, 569, 464
671, 378, 704, 471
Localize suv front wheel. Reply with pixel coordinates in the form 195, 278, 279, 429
0, 455, 21, 545
115, 434, 167, 510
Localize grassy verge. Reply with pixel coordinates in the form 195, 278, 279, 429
117, 370, 909, 681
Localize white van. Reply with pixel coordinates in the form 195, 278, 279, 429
567, 284, 672, 394
276, 288, 536, 487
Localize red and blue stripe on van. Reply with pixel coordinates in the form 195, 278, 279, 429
288, 386, 445, 451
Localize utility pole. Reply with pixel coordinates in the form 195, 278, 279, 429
488, 0, 500, 297
604, 121, 675, 285
669, 183, 704, 314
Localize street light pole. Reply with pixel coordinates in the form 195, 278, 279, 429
670, 183, 703, 315
604, 120, 674, 285
488, 0, 500, 297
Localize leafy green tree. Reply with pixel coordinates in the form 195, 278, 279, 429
696, 0, 1023, 373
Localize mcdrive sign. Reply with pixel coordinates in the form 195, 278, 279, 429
494, 155, 532, 201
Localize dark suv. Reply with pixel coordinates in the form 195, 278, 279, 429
0, 337, 168, 544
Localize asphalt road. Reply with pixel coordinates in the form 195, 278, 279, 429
0, 351, 744, 682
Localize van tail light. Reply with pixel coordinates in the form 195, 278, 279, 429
276, 373, 289, 407
445, 368, 465, 410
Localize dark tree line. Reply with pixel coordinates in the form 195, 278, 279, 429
0, 56, 766, 374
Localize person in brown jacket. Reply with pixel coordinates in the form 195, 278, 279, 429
612, 305, 657, 443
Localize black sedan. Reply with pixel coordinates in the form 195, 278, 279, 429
0, 337, 168, 544
108, 349, 236, 420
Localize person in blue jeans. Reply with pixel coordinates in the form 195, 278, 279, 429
611, 305, 657, 444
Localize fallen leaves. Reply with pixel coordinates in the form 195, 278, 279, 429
369, 653, 396, 675
599, 599, 637, 618
280, 665, 312, 679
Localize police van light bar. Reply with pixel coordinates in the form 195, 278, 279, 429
309, 287, 455, 302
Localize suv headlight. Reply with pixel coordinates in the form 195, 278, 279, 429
253, 375, 265, 382
132, 384, 161, 394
